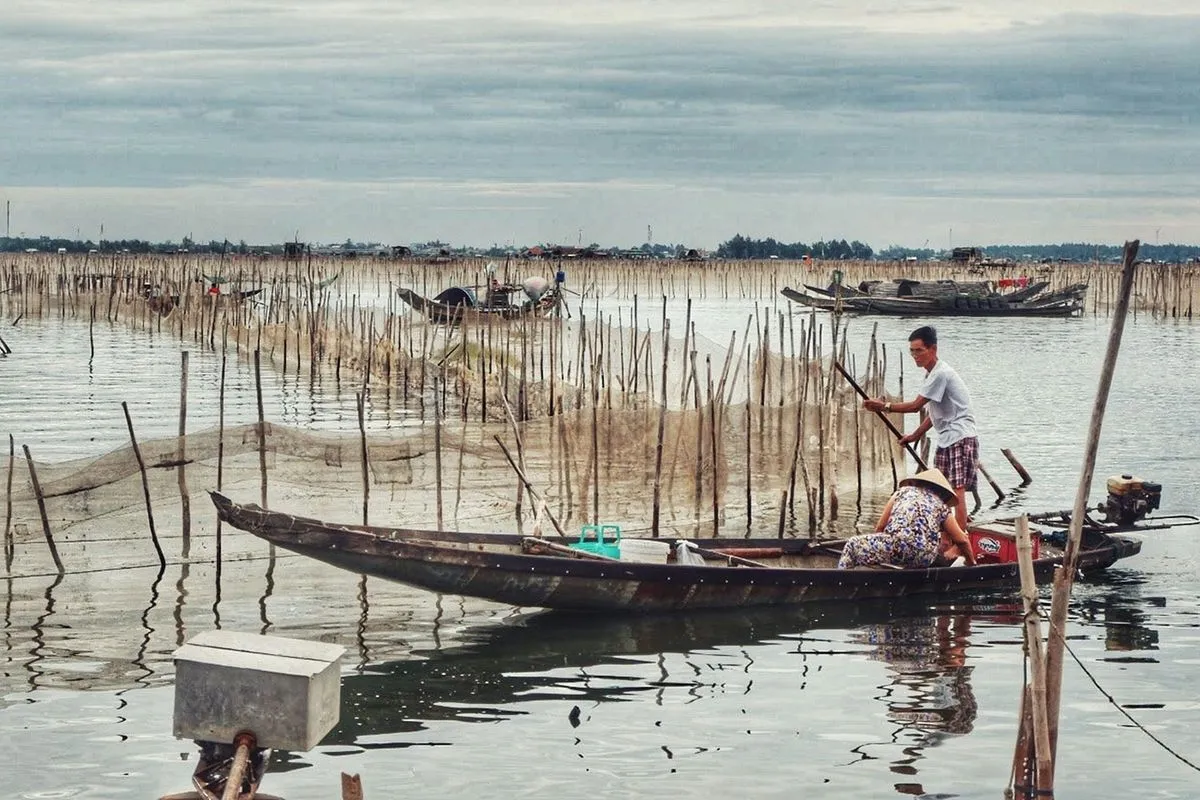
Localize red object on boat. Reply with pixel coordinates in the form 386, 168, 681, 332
969, 527, 1038, 564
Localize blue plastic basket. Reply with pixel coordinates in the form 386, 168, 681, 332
569, 524, 622, 558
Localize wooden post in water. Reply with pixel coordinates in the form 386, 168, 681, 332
21, 444, 64, 573
1041, 241, 1139, 785
1001, 447, 1033, 485
974, 460, 1004, 500
434, 376, 444, 531
121, 403, 166, 568
651, 320, 670, 538
177, 351, 191, 556
1010, 515, 1053, 796
4, 434, 14, 571
254, 349, 268, 508
215, 354, 227, 581
357, 392, 369, 525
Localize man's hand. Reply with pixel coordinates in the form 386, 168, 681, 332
863, 397, 887, 412
898, 432, 921, 446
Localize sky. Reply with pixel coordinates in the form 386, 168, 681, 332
3, 1, 1199, 249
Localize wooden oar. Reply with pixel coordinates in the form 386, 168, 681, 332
834, 361, 928, 470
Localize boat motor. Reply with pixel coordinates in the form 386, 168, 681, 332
1099, 474, 1161, 526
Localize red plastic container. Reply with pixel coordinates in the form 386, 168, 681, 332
969, 527, 1039, 564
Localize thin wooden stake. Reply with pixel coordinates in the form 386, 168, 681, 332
1001, 447, 1033, 485
21, 444, 64, 573
1044, 241, 1140, 777
1013, 515, 1053, 795
177, 351, 191, 556
357, 392, 369, 525
120, 404, 166, 568
254, 349, 268, 508
4, 434, 14, 571
651, 320, 670, 538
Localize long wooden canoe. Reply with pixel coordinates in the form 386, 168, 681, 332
210, 493, 1141, 613
396, 285, 560, 323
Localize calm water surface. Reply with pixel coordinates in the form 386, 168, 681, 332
2, 302, 1199, 799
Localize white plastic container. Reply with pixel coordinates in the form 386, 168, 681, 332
618, 538, 671, 563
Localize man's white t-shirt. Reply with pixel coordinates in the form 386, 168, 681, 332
918, 360, 977, 448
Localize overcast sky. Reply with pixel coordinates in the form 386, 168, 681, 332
3, 1, 1198, 248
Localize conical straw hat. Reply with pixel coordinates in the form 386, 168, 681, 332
899, 468, 956, 502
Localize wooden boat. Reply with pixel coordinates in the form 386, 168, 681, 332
209, 492, 1143, 613
783, 280, 1084, 317
397, 284, 560, 323
781, 286, 839, 310
841, 294, 1083, 317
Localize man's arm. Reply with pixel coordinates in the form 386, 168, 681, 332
864, 394, 930, 415
899, 415, 932, 446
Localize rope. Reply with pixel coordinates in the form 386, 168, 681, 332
1061, 636, 1200, 773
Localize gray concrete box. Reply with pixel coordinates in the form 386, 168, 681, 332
173, 630, 345, 751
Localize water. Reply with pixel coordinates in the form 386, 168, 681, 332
2, 305, 1200, 798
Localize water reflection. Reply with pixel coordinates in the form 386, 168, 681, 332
848, 611, 995, 796
331, 602, 995, 750
23, 572, 65, 691
1076, 571, 1162, 655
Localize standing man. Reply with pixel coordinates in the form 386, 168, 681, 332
863, 325, 978, 529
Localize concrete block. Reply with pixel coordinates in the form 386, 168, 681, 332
173, 630, 345, 751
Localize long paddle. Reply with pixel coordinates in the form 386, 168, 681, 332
834, 361, 928, 470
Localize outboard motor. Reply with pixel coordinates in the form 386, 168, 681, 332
1100, 474, 1162, 525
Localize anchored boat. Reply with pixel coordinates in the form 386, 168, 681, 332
208, 479, 1189, 613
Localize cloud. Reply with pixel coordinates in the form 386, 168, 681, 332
3, 3, 1199, 245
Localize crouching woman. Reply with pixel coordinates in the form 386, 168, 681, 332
838, 468, 976, 569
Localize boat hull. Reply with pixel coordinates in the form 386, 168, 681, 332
210, 494, 1141, 613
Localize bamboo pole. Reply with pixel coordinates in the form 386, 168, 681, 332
357, 392, 369, 525
177, 351, 191, 556
978, 461, 1005, 500
1012, 515, 1053, 796
4, 433, 14, 571
21, 444, 64, 573
651, 319, 670, 538
1043, 240, 1139, 783
121, 403, 166, 568
1002, 447, 1034, 485
254, 349, 268, 508
216, 353, 227, 581
434, 376, 444, 530
493, 435, 567, 539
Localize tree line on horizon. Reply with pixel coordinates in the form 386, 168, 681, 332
715, 235, 874, 260
4, 234, 1199, 263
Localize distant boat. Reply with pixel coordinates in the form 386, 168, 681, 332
782, 279, 1086, 318
397, 283, 561, 323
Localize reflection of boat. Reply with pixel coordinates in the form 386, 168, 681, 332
396, 283, 561, 323
209, 493, 1143, 612
330, 599, 994, 745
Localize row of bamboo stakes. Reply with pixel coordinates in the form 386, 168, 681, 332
4, 249, 1198, 319
0, 247, 1177, 795
2, 246, 1169, 568
1, 253, 917, 549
